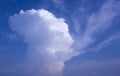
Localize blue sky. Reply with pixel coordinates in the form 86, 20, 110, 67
0, 0, 120, 76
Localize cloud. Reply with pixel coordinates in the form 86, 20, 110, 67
51, 0, 62, 4
85, 0, 120, 36
0, 32, 19, 40
9, 9, 78, 76
8, 0, 120, 76
97, 33, 120, 50
63, 1, 120, 75
50, 0, 66, 12
72, 0, 120, 51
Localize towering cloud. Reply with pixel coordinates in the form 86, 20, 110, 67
9, 9, 78, 76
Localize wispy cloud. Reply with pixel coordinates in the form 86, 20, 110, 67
85, 0, 120, 36
97, 33, 120, 50
73, 0, 120, 52
51, 0, 63, 4
0, 32, 19, 40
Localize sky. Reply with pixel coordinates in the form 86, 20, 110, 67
0, 0, 120, 76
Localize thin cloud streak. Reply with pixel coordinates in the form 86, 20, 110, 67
73, 0, 120, 52
97, 33, 120, 51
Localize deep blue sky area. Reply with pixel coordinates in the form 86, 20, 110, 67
0, 0, 120, 76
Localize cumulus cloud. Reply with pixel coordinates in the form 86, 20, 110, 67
9, 9, 78, 76
8, 0, 120, 76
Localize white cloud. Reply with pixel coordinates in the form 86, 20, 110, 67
85, 0, 120, 36
8, 0, 120, 76
73, 0, 120, 51
9, 9, 78, 76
